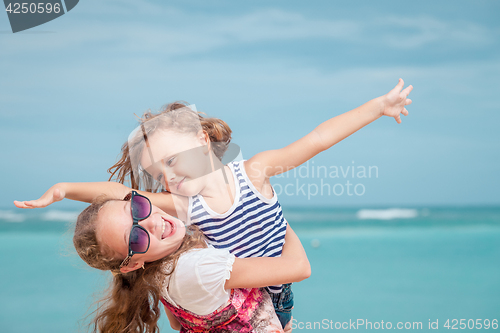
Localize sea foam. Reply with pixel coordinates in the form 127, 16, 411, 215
356, 208, 418, 220
0, 210, 26, 223
41, 210, 79, 222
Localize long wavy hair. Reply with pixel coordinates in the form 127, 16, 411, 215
108, 102, 232, 192
73, 196, 206, 333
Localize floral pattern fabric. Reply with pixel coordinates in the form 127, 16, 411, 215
162, 287, 284, 333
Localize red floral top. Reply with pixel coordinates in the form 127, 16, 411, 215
162, 287, 284, 332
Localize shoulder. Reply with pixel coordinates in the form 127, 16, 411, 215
244, 150, 281, 181
243, 157, 276, 199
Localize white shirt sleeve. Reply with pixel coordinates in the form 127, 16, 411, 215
167, 247, 236, 316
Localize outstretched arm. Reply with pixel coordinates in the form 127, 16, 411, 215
13, 182, 183, 218
225, 225, 310, 289
247, 79, 413, 179
14, 182, 129, 208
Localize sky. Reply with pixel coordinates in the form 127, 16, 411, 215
1, 0, 499, 209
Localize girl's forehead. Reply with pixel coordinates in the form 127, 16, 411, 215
96, 201, 130, 256
99, 201, 129, 227
140, 130, 200, 168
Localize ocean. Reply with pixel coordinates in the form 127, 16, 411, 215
1, 206, 499, 332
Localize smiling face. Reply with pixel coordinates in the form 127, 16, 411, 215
96, 199, 186, 272
140, 129, 213, 196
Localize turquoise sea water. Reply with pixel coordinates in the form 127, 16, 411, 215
1, 206, 499, 332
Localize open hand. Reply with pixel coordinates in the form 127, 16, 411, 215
14, 185, 65, 209
382, 78, 413, 124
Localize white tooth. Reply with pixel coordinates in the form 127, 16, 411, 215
162, 219, 165, 234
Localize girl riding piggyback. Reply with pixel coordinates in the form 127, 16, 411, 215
111, 103, 294, 327
15, 79, 413, 329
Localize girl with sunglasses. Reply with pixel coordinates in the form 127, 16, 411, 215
16, 79, 413, 329
74, 191, 309, 332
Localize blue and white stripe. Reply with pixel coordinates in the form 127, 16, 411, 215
187, 160, 287, 293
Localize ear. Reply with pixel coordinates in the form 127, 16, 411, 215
197, 130, 211, 154
197, 130, 210, 145
119, 260, 144, 274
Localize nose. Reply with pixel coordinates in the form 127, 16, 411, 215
138, 214, 157, 234
159, 163, 176, 182
158, 166, 176, 190
161, 169, 177, 191
165, 170, 176, 182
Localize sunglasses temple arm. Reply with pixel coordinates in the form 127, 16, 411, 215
119, 255, 132, 269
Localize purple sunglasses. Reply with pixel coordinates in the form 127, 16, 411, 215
119, 191, 152, 268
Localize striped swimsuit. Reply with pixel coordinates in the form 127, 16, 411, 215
187, 160, 288, 293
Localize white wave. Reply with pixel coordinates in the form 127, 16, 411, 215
287, 212, 348, 222
356, 208, 418, 220
0, 210, 26, 223
41, 210, 79, 222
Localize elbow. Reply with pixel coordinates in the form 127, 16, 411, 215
294, 259, 311, 282
310, 129, 328, 153
168, 317, 181, 331
165, 305, 182, 330
304, 262, 312, 280
302, 261, 312, 281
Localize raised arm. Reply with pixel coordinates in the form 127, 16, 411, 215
225, 225, 310, 290
246, 79, 413, 179
13, 182, 184, 218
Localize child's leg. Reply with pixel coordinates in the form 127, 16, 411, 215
267, 283, 294, 329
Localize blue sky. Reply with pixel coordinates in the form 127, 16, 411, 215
1, 0, 499, 209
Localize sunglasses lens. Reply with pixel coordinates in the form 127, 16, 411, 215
132, 194, 151, 219
130, 227, 149, 253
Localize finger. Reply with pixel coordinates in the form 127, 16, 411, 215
402, 108, 409, 116
13, 200, 29, 209
391, 78, 404, 94
395, 114, 402, 124
397, 78, 405, 91
402, 84, 413, 97
405, 98, 412, 105
25, 200, 44, 208
15, 201, 35, 209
